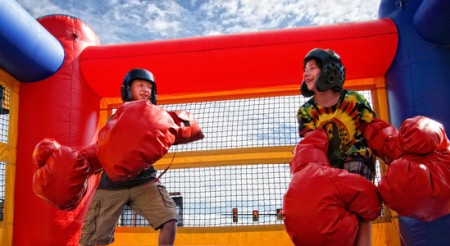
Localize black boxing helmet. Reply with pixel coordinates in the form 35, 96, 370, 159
121, 68, 157, 104
300, 48, 346, 97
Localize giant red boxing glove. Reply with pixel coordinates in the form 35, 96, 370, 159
82, 143, 103, 174
289, 129, 329, 174
33, 138, 59, 166
168, 110, 204, 145
32, 138, 97, 210
97, 100, 178, 182
378, 116, 450, 221
283, 129, 382, 246
400, 116, 448, 154
362, 118, 402, 164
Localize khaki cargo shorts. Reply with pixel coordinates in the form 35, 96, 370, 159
79, 181, 178, 245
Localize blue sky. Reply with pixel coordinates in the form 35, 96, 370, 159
15, 0, 380, 45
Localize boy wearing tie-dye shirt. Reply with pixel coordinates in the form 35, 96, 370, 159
298, 89, 376, 180
297, 48, 376, 246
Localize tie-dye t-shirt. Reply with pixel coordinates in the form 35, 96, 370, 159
297, 90, 376, 171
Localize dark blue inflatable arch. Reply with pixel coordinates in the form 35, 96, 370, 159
379, 0, 450, 130
379, 0, 450, 245
0, 0, 64, 82
399, 215, 450, 246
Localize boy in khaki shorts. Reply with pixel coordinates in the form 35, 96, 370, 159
79, 68, 178, 246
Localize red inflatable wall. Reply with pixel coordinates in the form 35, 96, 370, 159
13, 15, 101, 246
80, 19, 397, 98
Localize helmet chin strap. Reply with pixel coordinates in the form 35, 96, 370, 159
300, 81, 314, 97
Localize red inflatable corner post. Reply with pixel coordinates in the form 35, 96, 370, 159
14, 15, 101, 246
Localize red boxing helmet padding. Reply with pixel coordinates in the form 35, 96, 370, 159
32, 138, 93, 211
283, 129, 382, 245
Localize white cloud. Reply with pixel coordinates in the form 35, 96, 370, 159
13, 0, 380, 44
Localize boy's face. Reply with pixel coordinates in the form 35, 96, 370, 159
130, 79, 153, 102
303, 59, 320, 92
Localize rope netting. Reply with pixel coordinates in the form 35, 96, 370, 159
0, 85, 10, 222
115, 91, 385, 227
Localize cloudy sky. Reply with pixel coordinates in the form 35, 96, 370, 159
15, 0, 381, 45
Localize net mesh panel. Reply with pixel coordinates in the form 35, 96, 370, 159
0, 85, 11, 221
116, 91, 384, 227
0, 161, 5, 221
166, 96, 300, 151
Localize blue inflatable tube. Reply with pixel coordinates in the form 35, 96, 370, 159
399, 215, 450, 246
414, 0, 450, 45
379, 0, 450, 130
0, 0, 64, 82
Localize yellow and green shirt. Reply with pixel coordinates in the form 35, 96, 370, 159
297, 90, 376, 171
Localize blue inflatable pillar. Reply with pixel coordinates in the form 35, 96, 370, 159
0, 0, 64, 82
399, 215, 450, 246
379, 0, 450, 130
379, 0, 450, 245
